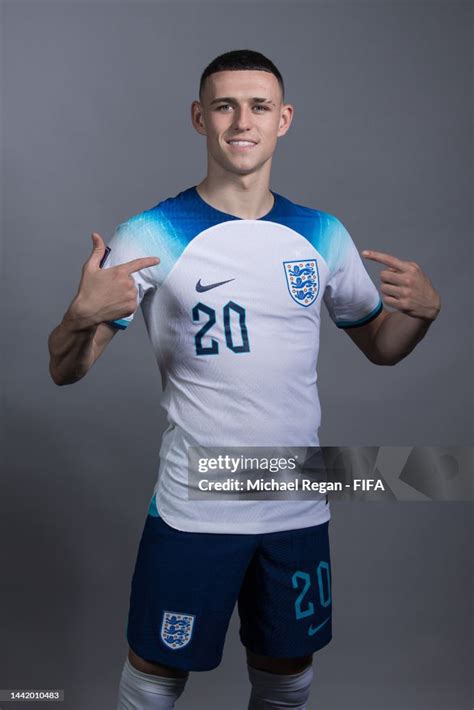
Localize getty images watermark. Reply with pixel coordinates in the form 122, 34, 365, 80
187, 447, 473, 501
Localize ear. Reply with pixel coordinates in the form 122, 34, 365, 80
277, 103, 294, 138
191, 100, 207, 136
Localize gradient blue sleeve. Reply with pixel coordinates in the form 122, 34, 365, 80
101, 217, 159, 330
323, 217, 383, 328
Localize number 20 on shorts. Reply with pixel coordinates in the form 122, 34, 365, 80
292, 561, 331, 620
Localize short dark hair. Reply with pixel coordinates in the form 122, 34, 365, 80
199, 49, 285, 102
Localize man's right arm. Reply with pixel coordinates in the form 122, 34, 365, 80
48, 315, 118, 386
48, 232, 160, 386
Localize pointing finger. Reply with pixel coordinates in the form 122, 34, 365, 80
123, 256, 160, 274
361, 250, 406, 271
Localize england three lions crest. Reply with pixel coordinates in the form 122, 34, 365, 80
160, 611, 195, 650
283, 259, 319, 307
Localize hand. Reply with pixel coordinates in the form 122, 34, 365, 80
361, 249, 441, 321
68, 232, 160, 329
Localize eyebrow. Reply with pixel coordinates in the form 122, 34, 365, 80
210, 97, 274, 105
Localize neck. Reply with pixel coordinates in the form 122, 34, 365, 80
196, 172, 274, 220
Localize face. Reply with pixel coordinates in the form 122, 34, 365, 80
191, 70, 293, 177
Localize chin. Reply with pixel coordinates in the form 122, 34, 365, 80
229, 164, 262, 177
228, 155, 270, 173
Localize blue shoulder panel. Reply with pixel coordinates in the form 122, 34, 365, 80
117, 187, 343, 283
122, 188, 239, 283
266, 193, 343, 273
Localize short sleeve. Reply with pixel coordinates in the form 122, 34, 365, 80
100, 219, 157, 330
323, 217, 383, 328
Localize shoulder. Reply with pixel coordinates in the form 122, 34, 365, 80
115, 203, 164, 237
277, 192, 338, 222
276, 191, 351, 241
276, 192, 350, 269
106, 202, 170, 265
114, 187, 192, 239
109, 188, 197, 277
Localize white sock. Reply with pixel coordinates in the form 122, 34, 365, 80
116, 656, 188, 709
247, 663, 314, 709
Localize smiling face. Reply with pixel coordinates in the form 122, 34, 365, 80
191, 70, 293, 179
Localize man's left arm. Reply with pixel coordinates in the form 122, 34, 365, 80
345, 250, 441, 366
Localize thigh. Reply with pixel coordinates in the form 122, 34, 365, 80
128, 647, 188, 678
238, 520, 332, 659
127, 512, 257, 672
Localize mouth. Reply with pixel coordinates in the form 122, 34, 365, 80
226, 139, 258, 152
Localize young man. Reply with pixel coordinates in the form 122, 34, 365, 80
48, 50, 440, 710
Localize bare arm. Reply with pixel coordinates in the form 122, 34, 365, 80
345, 250, 441, 366
48, 316, 117, 385
48, 233, 160, 385
345, 308, 436, 365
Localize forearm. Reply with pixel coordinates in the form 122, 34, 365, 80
372, 310, 436, 366
48, 302, 98, 385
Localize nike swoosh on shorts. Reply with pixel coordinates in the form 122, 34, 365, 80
307, 616, 330, 636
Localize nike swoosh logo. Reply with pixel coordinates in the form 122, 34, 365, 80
307, 616, 330, 636
196, 278, 235, 292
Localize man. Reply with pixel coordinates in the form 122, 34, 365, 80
48, 50, 440, 710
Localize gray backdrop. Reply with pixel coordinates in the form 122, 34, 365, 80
1, 1, 472, 709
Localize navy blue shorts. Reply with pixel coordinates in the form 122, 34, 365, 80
126, 510, 332, 672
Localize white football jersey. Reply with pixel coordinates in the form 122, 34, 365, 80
102, 187, 382, 533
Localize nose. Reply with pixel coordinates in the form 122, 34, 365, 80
232, 105, 253, 131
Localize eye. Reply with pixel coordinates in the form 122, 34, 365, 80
215, 104, 270, 112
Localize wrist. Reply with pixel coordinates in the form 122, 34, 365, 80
63, 297, 99, 333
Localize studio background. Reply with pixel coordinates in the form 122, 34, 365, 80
1, 1, 472, 709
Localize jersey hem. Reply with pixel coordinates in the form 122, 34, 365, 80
156, 504, 331, 535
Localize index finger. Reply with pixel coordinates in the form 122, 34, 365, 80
122, 256, 160, 274
361, 249, 406, 271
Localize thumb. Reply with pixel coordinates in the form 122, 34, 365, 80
86, 232, 107, 269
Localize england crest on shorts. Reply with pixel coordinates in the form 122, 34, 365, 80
160, 611, 195, 650
283, 259, 319, 307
